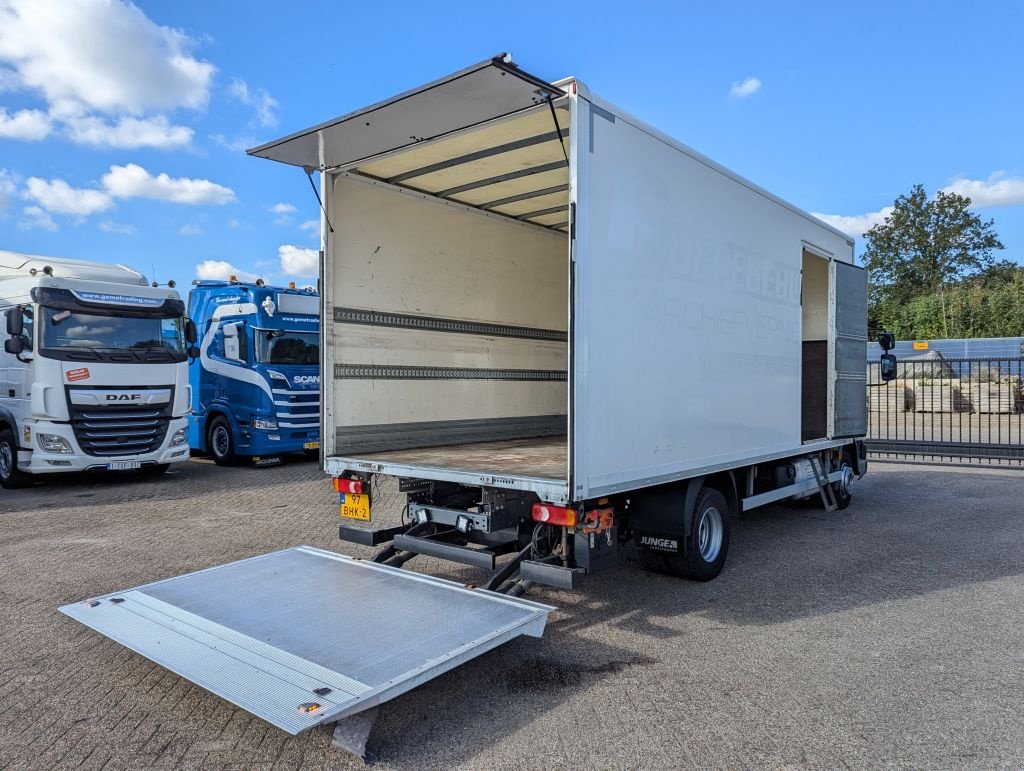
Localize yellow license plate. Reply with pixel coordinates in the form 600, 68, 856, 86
339, 493, 370, 521
304, 441, 320, 450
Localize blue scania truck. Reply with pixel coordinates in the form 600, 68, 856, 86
187, 278, 320, 465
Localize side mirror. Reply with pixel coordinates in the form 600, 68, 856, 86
4, 336, 25, 355
878, 331, 895, 352
185, 319, 198, 344
187, 345, 200, 359
880, 353, 897, 382
6, 307, 24, 336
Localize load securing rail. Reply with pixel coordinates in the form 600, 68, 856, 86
60, 546, 553, 735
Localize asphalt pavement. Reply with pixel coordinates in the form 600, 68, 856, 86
1, 458, 1022, 769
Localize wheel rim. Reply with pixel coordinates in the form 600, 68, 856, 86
836, 463, 854, 498
0, 442, 12, 479
212, 426, 230, 457
697, 506, 724, 562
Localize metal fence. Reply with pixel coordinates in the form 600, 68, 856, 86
866, 356, 1024, 465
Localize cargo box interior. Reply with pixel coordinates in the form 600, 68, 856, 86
327, 101, 572, 485
801, 248, 830, 441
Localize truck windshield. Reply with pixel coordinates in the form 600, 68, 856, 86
255, 330, 319, 364
39, 308, 187, 362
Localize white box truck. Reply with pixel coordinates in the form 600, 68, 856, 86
61, 56, 892, 758
0, 251, 196, 486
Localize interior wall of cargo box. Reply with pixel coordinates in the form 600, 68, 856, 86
800, 249, 830, 441
325, 173, 569, 455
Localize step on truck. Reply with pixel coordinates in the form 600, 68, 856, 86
1, 251, 197, 488
61, 55, 897, 760
187, 278, 321, 466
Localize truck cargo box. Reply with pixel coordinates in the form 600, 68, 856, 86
250, 55, 866, 502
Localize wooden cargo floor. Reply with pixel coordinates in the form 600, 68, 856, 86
343, 436, 567, 482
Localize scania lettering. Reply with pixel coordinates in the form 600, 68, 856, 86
187, 278, 320, 465
0, 250, 195, 487
62, 56, 897, 759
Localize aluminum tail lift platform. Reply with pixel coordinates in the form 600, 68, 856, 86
59, 546, 553, 761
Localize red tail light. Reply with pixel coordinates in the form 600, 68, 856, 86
531, 503, 577, 527
333, 478, 363, 494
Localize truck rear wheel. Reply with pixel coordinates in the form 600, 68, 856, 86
0, 429, 31, 489
639, 487, 731, 581
831, 451, 854, 510
208, 417, 237, 467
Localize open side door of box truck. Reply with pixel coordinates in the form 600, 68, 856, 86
831, 260, 868, 438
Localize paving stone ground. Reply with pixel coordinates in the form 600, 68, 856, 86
1, 457, 1022, 769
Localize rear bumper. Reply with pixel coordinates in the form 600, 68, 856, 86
19, 417, 190, 474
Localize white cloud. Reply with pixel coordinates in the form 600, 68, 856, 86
299, 218, 319, 234
0, 66, 18, 91
0, 106, 51, 139
102, 163, 235, 205
63, 114, 192, 149
0, 167, 16, 214
0, 0, 213, 149
179, 223, 203, 236
942, 172, 1024, 208
24, 176, 113, 215
278, 244, 318, 278
228, 77, 278, 127
729, 77, 762, 98
18, 204, 56, 230
0, 0, 214, 116
270, 202, 296, 214
195, 259, 257, 282
210, 133, 258, 152
98, 220, 135, 235
812, 206, 893, 238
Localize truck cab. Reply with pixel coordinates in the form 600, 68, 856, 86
187, 279, 320, 465
0, 250, 194, 488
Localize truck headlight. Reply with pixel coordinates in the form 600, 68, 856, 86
170, 428, 188, 446
38, 433, 73, 454
253, 418, 279, 430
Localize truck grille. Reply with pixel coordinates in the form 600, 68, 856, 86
69, 401, 172, 457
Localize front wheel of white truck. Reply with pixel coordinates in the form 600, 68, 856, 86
0, 428, 31, 489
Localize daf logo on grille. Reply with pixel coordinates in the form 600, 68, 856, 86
106, 393, 143, 401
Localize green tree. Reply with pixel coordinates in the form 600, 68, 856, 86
864, 184, 1004, 336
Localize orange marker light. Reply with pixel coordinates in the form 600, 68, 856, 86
531, 503, 577, 527
333, 478, 363, 495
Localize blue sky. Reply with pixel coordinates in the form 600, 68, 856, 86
1, 0, 1022, 288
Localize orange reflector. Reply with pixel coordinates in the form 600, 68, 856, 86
297, 702, 321, 714
333, 477, 363, 495
531, 503, 577, 527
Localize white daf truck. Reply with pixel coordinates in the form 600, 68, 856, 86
61, 56, 896, 760
0, 251, 196, 487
